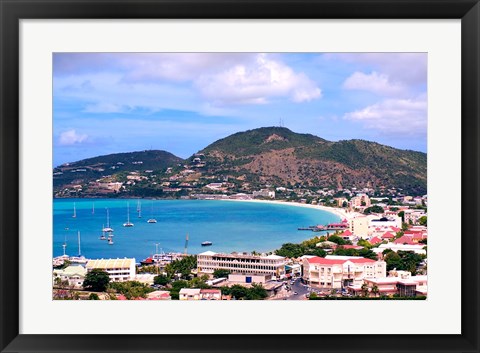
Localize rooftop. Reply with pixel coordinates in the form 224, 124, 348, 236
86, 258, 135, 270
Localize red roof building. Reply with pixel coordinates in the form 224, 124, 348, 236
382, 232, 395, 239
369, 236, 383, 245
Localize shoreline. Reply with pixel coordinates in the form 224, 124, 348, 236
218, 198, 355, 221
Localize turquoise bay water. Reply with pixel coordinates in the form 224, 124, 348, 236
53, 199, 340, 261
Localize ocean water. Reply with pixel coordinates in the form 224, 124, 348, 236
53, 199, 340, 261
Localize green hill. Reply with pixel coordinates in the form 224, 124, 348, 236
197, 127, 427, 195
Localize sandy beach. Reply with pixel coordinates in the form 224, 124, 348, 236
219, 198, 354, 221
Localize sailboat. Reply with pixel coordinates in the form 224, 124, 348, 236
72, 202, 76, 218
147, 201, 157, 223
92, 202, 95, 215
123, 202, 134, 227
102, 208, 114, 232
99, 226, 107, 240
107, 235, 114, 245
138, 201, 142, 218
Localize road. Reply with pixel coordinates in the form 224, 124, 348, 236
284, 277, 310, 300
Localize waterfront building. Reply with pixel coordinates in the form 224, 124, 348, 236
85, 258, 136, 282
197, 251, 287, 279
302, 256, 386, 289
252, 189, 275, 199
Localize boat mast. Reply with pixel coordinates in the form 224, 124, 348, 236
72, 202, 76, 218
92, 202, 95, 215
77, 230, 81, 256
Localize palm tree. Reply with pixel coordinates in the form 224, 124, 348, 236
372, 285, 379, 297
361, 283, 369, 297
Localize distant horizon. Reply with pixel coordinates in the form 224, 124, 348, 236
54, 53, 427, 166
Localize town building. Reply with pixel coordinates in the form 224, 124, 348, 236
179, 288, 222, 300
372, 243, 426, 256
85, 258, 136, 282
403, 209, 426, 225
53, 265, 87, 288
302, 256, 386, 290
197, 251, 287, 279
252, 189, 275, 199
349, 216, 369, 238
349, 194, 371, 208
349, 272, 427, 297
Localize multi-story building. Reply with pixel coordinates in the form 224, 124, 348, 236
85, 258, 136, 282
403, 209, 426, 225
349, 216, 369, 238
252, 189, 275, 199
349, 194, 371, 208
197, 251, 287, 279
302, 256, 386, 289
53, 265, 87, 288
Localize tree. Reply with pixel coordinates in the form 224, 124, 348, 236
371, 285, 379, 297
398, 211, 405, 222
83, 269, 110, 292
361, 283, 369, 297
153, 275, 170, 286
363, 205, 385, 214
418, 216, 427, 226
327, 235, 348, 245
213, 269, 231, 279
88, 293, 100, 300
384, 251, 402, 271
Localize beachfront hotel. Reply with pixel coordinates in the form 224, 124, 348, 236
197, 251, 287, 279
302, 255, 386, 289
85, 258, 136, 282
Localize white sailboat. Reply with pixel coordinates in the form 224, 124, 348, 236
108, 235, 114, 245
102, 208, 114, 232
123, 202, 134, 227
99, 226, 107, 240
138, 201, 142, 218
147, 201, 157, 223
72, 202, 76, 218
92, 202, 95, 215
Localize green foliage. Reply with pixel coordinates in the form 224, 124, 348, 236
384, 251, 425, 274
83, 269, 110, 292
274, 238, 327, 258
364, 205, 385, 214
165, 255, 197, 279
109, 281, 154, 299
213, 269, 231, 279
88, 293, 100, 300
333, 247, 378, 260
326, 235, 350, 245
398, 211, 405, 222
153, 275, 171, 286
221, 283, 268, 300
418, 216, 427, 226
357, 239, 372, 249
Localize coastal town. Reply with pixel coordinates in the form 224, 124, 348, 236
53, 192, 428, 300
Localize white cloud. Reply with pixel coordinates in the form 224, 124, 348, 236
343, 71, 405, 96
83, 102, 130, 113
58, 129, 88, 145
344, 96, 427, 135
195, 54, 322, 105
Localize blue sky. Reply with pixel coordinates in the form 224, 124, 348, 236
53, 53, 427, 166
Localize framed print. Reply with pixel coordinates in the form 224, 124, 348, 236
1, 0, 479, 352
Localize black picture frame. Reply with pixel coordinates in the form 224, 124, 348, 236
1, 1, 479, 352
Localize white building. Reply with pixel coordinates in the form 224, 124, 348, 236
85, 258, 136, 282
302, 256, 386, 289
53, 265, 87, 288
373, 243, 426, 256
253, 189, 275, 199
197, 251, 286, 279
